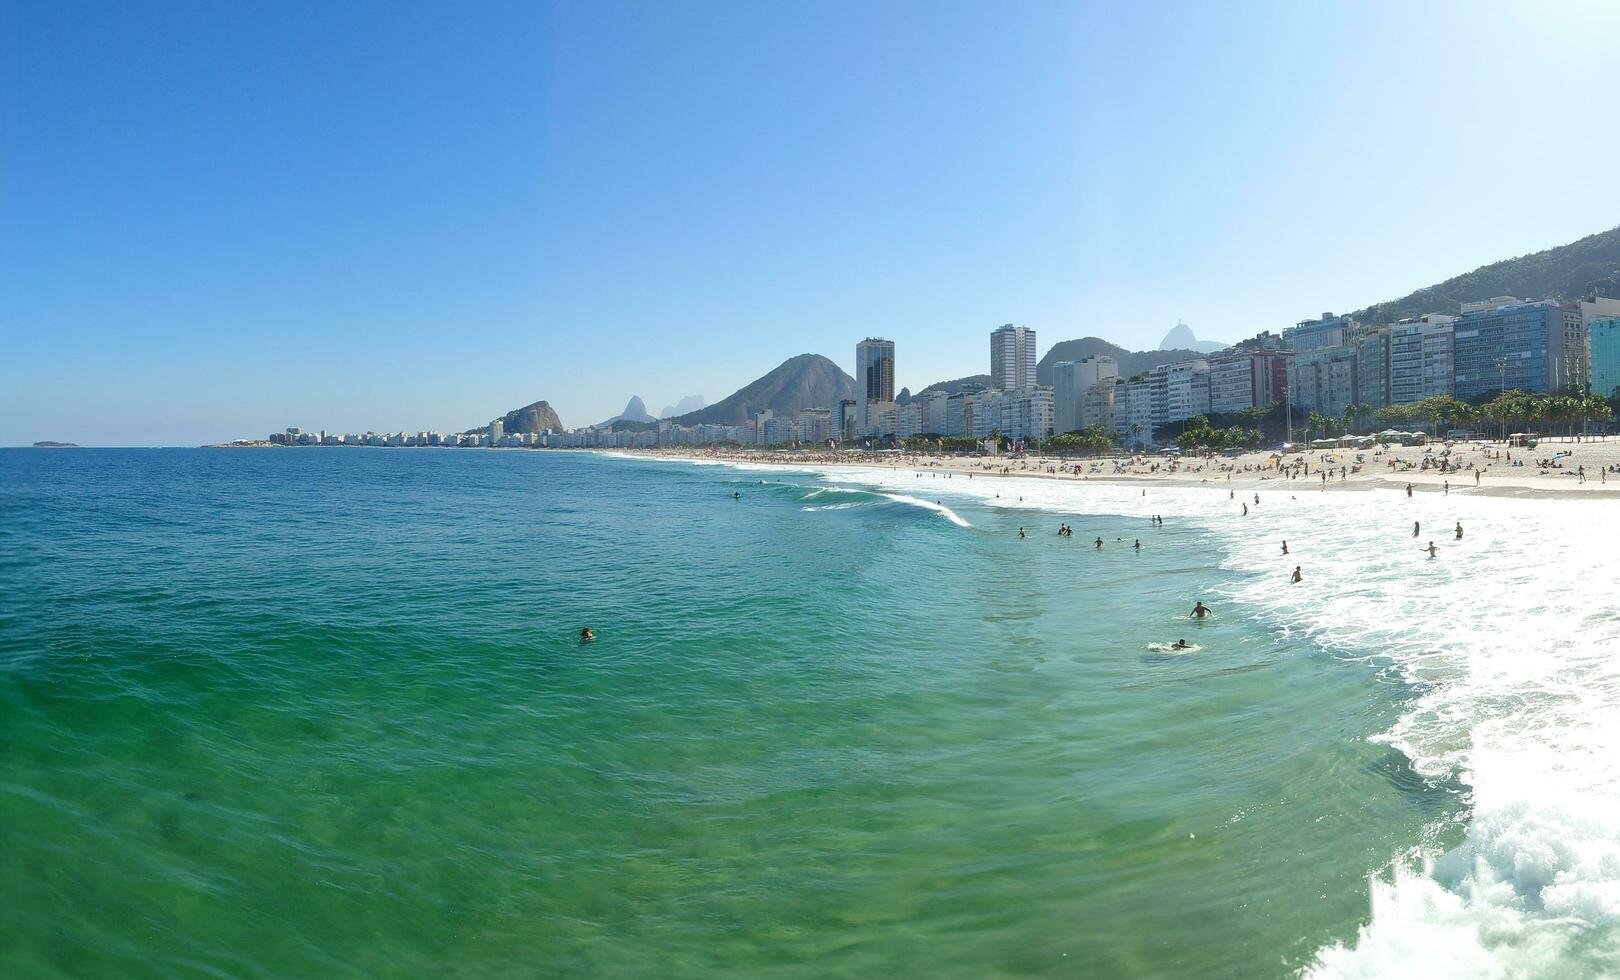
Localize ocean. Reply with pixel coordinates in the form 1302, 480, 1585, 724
1, 448, 1617, 978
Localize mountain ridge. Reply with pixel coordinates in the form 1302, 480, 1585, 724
1353, 225, 1620, 323
670, 354, 857, 426
597, 396, 656, 428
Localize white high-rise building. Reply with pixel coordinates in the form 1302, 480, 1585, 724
1149, 359, 1211, 429
1052, 355, 1118, 433
489, 419, 504, 444
1389, 314, 1457, 404
1208, 353, 1256, 415
1113, 377, 1154, 448
990, 324, 1038, 391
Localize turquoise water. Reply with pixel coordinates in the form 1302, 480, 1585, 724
1, 449, 1462, 977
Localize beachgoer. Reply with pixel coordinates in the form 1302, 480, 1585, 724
1190, 601, 1211, 619
580, 627, 596, 642
1454, 522, 1463, 540
1290, 566, 1302, 583
1281, 540, 1289, 555
1094, 537, 1104, 549
1242, 503, 1249, 516
1413, 521, 1420, 538
1171, 639, 1192, 650
1134, 539, 1141, 551
1423, 541, 1437, 559
1018, 527, 1026, 539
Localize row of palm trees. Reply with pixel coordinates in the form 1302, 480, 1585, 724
1336, 392, 1615, 441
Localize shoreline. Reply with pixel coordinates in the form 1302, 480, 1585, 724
594, 442, 1620, 501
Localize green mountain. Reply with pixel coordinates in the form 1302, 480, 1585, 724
915, 374, 992, 398
1354, 225, 1620, 323
671, 354, 857, 426
1036, 338, 1208, 384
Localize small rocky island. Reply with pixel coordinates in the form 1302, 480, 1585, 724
33, 441, 80, 448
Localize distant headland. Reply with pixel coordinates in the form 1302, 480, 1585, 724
32, 441, 79, 448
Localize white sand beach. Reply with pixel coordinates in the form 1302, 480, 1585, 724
609, 436, 1620, 498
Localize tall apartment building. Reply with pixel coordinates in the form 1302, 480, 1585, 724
856, 338, 896, 403
1112, 378, 1154, 447
1388, 314, 1456, 404
1051, 355, 1118, 433
1208, 352, 1257, 414
1148, 359, 1211, 433
1283, 312, 1360, 416
1452, 299, 1562, 399
990, 324, 1038, 391
796, 408, 832, 443
836, 400, 860, 441
999, 387, 1054, 442
1082, 380, 1117, 434
1355, 326, 1392, 410
1591, 316, 1620, 400
1251, 349, 1294, 408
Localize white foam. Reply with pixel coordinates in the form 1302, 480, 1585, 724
628, 455, 1620, 972
881, 493, 972, 527
797, 466, 1620, 973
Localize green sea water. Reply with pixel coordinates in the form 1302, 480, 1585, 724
0, 448, 1457, 978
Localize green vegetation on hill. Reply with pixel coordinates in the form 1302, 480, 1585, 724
671, 354, 857, 426
1355, 225, 1620, 323
1036, 338, 1208, 385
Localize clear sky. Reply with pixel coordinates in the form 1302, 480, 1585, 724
3, 0, 1618, 445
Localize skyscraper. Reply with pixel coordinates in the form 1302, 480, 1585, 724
855, 338, 896, 403
1052, 355, 1117, 433
991, 324, 1038, 391
1591, 316, 1620, 400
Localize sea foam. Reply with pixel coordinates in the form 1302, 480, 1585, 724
787, 463, 1620, 975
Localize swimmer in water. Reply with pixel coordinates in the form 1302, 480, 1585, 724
1281, 540, 1289, 555
1454, 521, 1463, 540
1290, 565, 1302, 583
1018, 527, 1026, 539
1094, 537, 1103, 549
580, 627, 596, 642
733, 491, 741, 499
1413, 521, 1420, 538
1170, 639, 1192, 650
1423, 541, 1438, 559
1190, 601, 1211, 619
1133, 539, 1141, 551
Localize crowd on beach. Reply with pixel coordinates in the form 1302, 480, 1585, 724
621, 435, 1620, 495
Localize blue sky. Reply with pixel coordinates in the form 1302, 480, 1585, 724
3, 0, 1618, 445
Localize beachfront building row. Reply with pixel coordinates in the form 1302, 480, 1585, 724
1279, 295, 1620, 414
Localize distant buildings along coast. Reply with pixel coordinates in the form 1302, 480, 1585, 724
250, 293, 1620, 452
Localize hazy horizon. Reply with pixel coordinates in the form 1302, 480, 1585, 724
5, 1, 1620, 446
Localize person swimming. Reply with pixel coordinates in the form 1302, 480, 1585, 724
579, 627, 596, 642
1133, 539, 1141, 551
1018, 527, 1026, 539
1170, 639, 1192, 650
733, 491, 741, 499
1190, 601, 1211, 619
1290, 565, 1302, 583
1094, 537, 1103, 549
1281, 540, 1289, 555
1454, 521, 1463, 540
1423, 541, 1438, 559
